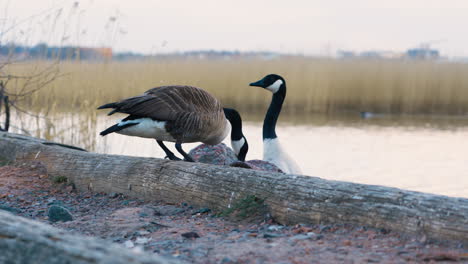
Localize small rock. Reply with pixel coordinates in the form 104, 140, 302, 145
307, 232, 323, 240
319, 225, 332, 233
48, 205, 73, 222
112, 237, 123, 242
220, 257, 235, 264
192, 208, 211, 215
248, 233, 258, 237
267, 225, 284, 231
379, 228, 390, 234
181, 232, 200, 239
290, 234, 311, 241
153, 205, 185, 216
139, 212, 149, 217
138, 230, 150, 236
109, 192, 119, 198
190, 249, 208, 258
342, 239, 352, 246
263, 233, 284, 239
405, 242, 422, 249
124, 240, 135, 248
135, 237, 151, 244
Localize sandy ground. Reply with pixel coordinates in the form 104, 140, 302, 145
0, 164, 467, 264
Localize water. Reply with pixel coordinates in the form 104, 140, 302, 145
6, 112, 468, 198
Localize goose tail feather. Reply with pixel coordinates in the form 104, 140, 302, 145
97, 102, 117, 109
99, 122, 137, 136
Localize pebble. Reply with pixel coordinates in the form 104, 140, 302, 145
263, 233, 284, 239
124, 240, 135, 248
190, 249, 207, 258
181, 232, 200, 239
192, 208, 211, 215
289, 234, 311, 242
48, 205, 73, 222
307, 232, 324, 240
267, 225, 284, 231
319, 225, 332, 233
153, 205, 185, 216
138, 230, 150, 236
288, 232, 324, 245
220, 257, 236, 264
135, 237, 151, 244
108, 192, 119, 198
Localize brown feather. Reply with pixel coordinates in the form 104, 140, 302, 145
100, 85, 227, 144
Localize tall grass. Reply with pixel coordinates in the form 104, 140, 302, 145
7, 58, 468, 117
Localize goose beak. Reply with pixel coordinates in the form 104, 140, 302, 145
249, 79, 264, 88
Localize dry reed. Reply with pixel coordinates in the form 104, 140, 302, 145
6, 58, 468, 118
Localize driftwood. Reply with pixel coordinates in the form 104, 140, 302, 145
0, 132, 467, 245
0, 210, 181, 264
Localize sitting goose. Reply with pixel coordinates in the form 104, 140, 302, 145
249, 74, 302, 174
190, 108, 283, 173
98, 85, 231, 162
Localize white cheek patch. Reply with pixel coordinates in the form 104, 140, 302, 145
231, 137, 246, 155
266, 79, 283, 93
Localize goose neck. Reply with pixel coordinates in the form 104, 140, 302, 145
263, 91, 285, 140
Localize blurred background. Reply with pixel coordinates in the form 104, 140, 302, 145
1, 0, 467, 197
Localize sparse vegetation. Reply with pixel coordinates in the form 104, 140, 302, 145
219, 195, 266, 220
52, 175, 67, 183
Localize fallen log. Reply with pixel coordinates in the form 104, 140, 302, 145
0, 210, 181, 264
1, 132, 467, 244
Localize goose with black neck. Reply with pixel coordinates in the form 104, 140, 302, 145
188, 108, 248, 164
188, 107, 283, 173
250, 74, 302, 174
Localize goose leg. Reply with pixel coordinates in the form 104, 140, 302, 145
156, 140, 181, 161
175, 143, 194, 162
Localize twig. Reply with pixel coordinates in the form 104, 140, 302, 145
0, 80, 4, 131
3, 95, 9, 131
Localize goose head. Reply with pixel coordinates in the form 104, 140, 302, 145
249, 74, 286, 94
223, 108, 248, 161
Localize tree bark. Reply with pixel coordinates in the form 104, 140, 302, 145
0, 132, 467, 245
0, 211, 181, 264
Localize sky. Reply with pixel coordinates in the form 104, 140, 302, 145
1, 0, 468, 57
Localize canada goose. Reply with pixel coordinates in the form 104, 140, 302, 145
98, 85, 231, 162
190, 108, 283, 173
249, 74, 302, 174
223, 108, 249, 161
189, 108, 248, 164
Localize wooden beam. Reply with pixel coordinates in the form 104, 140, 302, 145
1, 132, 467, 244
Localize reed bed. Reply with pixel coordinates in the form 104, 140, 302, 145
6, 58, 468, 118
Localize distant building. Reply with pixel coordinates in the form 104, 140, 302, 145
337, 50, 355, 58
0, 43, 112, 61
337, 50, 403, 59
406, 48, 440, 60
77, 47, 113, 60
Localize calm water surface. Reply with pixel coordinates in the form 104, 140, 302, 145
8, 113, 468, 198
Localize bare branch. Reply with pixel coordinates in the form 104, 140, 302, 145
3, 95, 9, 131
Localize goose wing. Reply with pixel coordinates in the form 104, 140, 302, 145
103, 85, 221, 121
